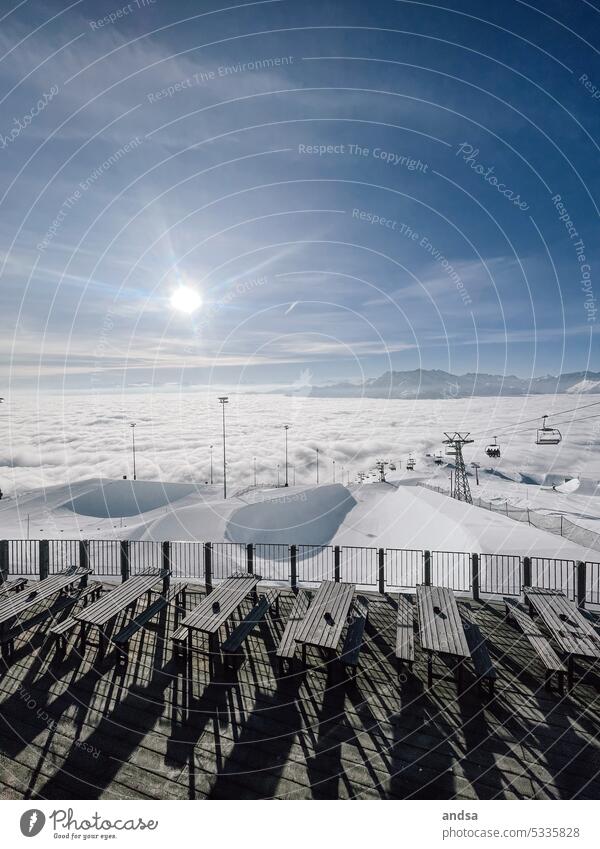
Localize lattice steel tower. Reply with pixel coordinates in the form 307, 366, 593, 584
443, 432, 474, 504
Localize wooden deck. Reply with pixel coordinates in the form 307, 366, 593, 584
1, 585, 599, 800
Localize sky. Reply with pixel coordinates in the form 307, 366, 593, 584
0, 0, 598, 394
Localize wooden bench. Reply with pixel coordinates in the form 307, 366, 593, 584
340, 596, 369, 678
504, 597, 566, 693
462, 617, 497, 696
221, 590, 278, 668
113, 582, 187, 662
275, 591, 310, 674
0, 578, 27, 595
395, 594, 415, 673
2, 583, 98, 659
48, 582, 104, 651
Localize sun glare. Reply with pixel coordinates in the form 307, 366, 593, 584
170, 285, 202, 314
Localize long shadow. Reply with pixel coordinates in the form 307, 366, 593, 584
34, 621, 171, 799
207, 670, 306, 799
305, 664, 348, 799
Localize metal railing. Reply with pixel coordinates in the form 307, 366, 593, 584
420, 481, 600, 554
1, 537, 599, 608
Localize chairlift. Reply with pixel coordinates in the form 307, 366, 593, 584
389, 463, 396, 471
406, 456, 416, 471
536, 414, 562, 446
485, 436, 501, 459
434, 452, 444, 466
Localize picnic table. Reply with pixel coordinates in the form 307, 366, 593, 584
173, 572, 260, 665
0, 567, 91, 656
294, 580, 355, 664
75, 568, 170, 662
524, 587, 600, 688
417, 584, 470, 690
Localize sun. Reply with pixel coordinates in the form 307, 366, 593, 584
170, 285, 202, 314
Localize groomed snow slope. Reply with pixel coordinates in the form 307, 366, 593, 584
0, 477, 597, 564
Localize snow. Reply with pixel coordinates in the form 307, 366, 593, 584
1, 392, 599, 584
0, 475, 597, 567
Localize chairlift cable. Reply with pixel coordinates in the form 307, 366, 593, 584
468, 398, 600, 438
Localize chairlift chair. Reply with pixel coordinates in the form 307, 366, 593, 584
536, 415, 562, 446
406, 456, 416, 471
434, 452, 444, 465
485, 436, 501, 459
389, 463, 396, 471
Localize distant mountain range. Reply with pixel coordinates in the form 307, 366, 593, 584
278, 370, 600, 399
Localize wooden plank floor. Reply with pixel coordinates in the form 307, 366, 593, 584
0, 585, 599, 800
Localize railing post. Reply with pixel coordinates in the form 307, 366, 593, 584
204, 542, 212, 594
378, 548, 385, 594
334, 546, 341, 583
523, 556, 531, 594
120, 540, 130, 583
246, 543, 254, 575
39, 539, 49, 581
162, 541, 171, 594
79, 539, 89, 572
290, 544, 297, 592
471, 553, 480, 603
576, 561, 586, 610
0, 540, 8, 583
424, 550, 431, 586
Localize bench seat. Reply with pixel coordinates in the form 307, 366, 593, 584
1, 583, 99, 659
48, 582, 104, 648
113, 582, 187, 661
275, 591, 310, 673
463, 618, 497, 696
504, 597, 566, 693
340, 596, 369, 677
221, 590, 277, 667
0, 578, 27, 595
395, 594, 415, 672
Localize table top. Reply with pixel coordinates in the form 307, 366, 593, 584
75, 570, 167, 627
294, 580, 355, 651
0, 567, 91, 625
179, 574, 260, 634
525, 587, 600, 659
417, 584, 470, 659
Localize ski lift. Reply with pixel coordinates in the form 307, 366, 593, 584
389, 463, 396, 471
434, 452, 444, 466
536, 415, 562, 446
485, 436, 501, 459
406, 456, 416, 471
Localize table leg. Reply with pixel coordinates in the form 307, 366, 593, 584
80, 622, 87, 653
302, 643, 307, 666
98, 629, 106, 664
427, 652, 433, 688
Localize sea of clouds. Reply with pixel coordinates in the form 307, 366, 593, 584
1, 390, 598, 499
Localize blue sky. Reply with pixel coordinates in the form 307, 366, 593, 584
0, 0, 598, 391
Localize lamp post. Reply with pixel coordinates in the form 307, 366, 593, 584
253, 456, 257, 487
218, 397, 228, 498
283, 424, 290, 487
277, 463, 280, 487
316, 448, 319, 484
130, 423, 137, 480
209, 444, 213, 485
471, 462, 480, 486
333, 459, 336, 483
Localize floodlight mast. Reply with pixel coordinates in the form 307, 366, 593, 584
443, 432, 474, 503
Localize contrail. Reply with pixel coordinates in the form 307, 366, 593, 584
284, 302, 298, 315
